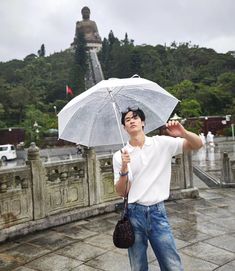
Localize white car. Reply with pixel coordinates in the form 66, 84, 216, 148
0, 144, 17, 161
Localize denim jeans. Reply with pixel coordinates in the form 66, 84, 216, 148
127, 202, 183, 271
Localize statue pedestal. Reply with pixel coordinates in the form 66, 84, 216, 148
87, 42, 102, 52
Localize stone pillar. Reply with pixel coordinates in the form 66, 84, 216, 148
84, 147, 98, 205
221, 152, 232, 184
171, 156, 184, 190
27, 142, 46, 220
183, 151, 194, 188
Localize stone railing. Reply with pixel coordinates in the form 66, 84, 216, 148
0, 143, 197, 242
0, 166, 32, 230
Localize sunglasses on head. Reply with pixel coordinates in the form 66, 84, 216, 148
122, 106, 139, 114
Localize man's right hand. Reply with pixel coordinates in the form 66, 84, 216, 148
121, 149, 130, 172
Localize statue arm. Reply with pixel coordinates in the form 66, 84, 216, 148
75, 21, 81, 36
94, 23, 99, 33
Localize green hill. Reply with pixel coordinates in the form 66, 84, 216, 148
0, 33, 234, 140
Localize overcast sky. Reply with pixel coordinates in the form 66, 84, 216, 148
0, 0, 234, 62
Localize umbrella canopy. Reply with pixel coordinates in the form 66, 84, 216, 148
58, 76, 179, 147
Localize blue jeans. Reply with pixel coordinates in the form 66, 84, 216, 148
127, 202, 183, 271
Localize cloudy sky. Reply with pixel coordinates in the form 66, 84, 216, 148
0, 0, 234, 62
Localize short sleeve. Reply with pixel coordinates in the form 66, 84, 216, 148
112, 150, 122, 184
172, 137, 184, 156
154, 135, 184, 156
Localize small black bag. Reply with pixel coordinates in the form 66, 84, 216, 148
113, 178, 135, 249
113, 214, 135, 248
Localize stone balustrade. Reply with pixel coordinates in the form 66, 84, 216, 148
221, 152, 235, 187
0, 143, 198, 242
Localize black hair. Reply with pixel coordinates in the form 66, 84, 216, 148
121, 107, 145, 126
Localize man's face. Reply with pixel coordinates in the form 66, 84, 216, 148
124, 111, 144, 134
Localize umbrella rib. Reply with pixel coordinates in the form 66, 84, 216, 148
114, 91, 169, 124
87, 96, 113, 147
87, 115, 96, 147
87, 88, 127, 147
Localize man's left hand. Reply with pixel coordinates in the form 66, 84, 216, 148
166, 120, 203, 151
165, 121, 186, 138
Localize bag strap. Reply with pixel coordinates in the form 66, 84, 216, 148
121, 177, 129, 219
120, 149, 129, 219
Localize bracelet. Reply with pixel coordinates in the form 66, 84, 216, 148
119, 171, 128, 177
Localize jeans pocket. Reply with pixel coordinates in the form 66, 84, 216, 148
153, 202, 165, 213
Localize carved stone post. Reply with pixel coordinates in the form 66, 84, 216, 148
84, 147, 98, 206
221, 152, 232, 184
183, 151, 194, 188
27, 142, 46, 219
171, 156, 183, 190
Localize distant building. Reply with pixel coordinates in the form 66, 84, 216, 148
186, 116, 232, 135
0, 128, 25, 145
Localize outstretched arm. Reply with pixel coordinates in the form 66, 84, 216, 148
166, 120, 203, 151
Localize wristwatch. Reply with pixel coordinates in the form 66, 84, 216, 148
119, 171, 128, 177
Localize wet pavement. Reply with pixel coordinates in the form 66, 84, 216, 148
1, 139, 235, 270
192, 140, 235, 182
0, 187, 235, 271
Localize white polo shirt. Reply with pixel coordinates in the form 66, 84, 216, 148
113, 135, 184, 205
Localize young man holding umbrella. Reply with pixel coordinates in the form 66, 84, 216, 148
113, 107, 202, 271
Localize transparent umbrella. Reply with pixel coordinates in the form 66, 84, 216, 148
58, 76, 179, 147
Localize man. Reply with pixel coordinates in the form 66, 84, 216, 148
113, 107, 202, 271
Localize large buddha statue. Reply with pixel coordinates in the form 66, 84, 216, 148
71, 6, 102, 47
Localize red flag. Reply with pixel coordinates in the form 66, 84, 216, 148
66, 85, 74, 96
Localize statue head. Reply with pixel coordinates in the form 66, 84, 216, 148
81, 6, 90, 20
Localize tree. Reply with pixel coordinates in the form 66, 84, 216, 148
38, 44, 45, 57
130, 49, 142, 76
99, 30, 121, 78
108, 30, 119, 47
24, 54, 37, 62
70, 32, 88, 94
20, 105, 57, 146
180, 99, 201, 118
8, 85, 31, 123
98, 38, 109, 78
0, 103, 6, 128
167, 80, 196, 100
196, 84, 232, 115
217, 72, 235, 94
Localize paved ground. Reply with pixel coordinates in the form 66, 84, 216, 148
0, 187, 235, 271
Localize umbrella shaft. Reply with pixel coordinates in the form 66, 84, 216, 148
112, 102, 125, 147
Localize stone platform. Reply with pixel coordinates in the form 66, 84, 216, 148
0, 188, 235, 271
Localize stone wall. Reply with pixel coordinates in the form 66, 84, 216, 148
0, 143, 198, 242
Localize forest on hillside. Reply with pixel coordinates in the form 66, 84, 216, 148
0, 31, 234, 142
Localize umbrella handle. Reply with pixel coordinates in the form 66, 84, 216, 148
120, 149, 132, 178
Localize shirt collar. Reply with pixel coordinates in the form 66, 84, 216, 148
125, 136, 152, 152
